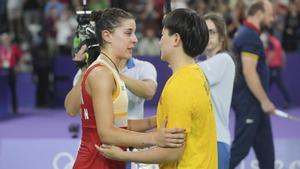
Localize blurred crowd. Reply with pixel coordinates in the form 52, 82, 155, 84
0, 0, 299, 109
1, 0, 300, 65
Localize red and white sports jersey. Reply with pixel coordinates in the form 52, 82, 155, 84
73, 57, 128, 169
80, 58, 128, 128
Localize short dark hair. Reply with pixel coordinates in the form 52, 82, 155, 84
92, 8, 135, 49
247, 0, 265, 16
162, 8, 209, 57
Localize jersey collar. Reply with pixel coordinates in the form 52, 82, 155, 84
126, 58, 135, 69
244, 20, 261, 35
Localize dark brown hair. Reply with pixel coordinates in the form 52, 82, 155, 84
91, 8, 135, 49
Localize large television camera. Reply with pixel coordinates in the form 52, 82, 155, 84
72, 0, 99, 68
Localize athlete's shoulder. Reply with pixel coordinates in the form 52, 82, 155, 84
85, 63, 114, 84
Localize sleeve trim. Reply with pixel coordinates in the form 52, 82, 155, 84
241, 52, 259, 60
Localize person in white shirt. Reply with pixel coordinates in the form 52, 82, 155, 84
198, 12, 236, 169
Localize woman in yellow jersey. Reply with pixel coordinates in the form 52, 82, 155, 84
97, 8, 218, 169
64, 8, 185, 169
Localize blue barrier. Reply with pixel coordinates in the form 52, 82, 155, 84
52, 55, 77, 107
269, 52, 300, 107
0, 71, 36, 116
1, 53, 299, 112
17, 72, 36, 109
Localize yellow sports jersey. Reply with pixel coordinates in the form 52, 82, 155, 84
157, 64, 218, 169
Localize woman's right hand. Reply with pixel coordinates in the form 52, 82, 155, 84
153, 118, 186, 148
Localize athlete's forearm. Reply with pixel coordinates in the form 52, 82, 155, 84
117, 146, 183, 163
99, 126, 157, 148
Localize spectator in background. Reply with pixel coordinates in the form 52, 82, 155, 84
282, 0, 300, 51
0, 0, 9, 34
88, 0, 109, 11
59, 0, 71, 4
141, 0, 160, 22
140, 0, 162, 36
110, 0, 126, 9
191, 0, 208, 16
271, 1, 287, 43
44, 0, 64, 17
7, 0, 24, 41
171, 0, 188, 9
227, 0, 246, 39
0, 33, 22, 114
265, 30, 292, 109
56, 7, 77, 55
31, 35, 52, 108
137, 25, 160, 57
23, 0, 42, 39
45, 6, 58, 58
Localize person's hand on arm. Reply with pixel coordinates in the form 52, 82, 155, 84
241, 53, 276, 113
88, 68, 185, 148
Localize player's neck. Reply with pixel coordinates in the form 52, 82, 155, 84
169, 52, 195, 73
100, 51, 120, 72
118, 59, 127, 70
246, 17, 261, 30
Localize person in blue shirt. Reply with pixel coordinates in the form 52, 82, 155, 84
230, 1, 276, 169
